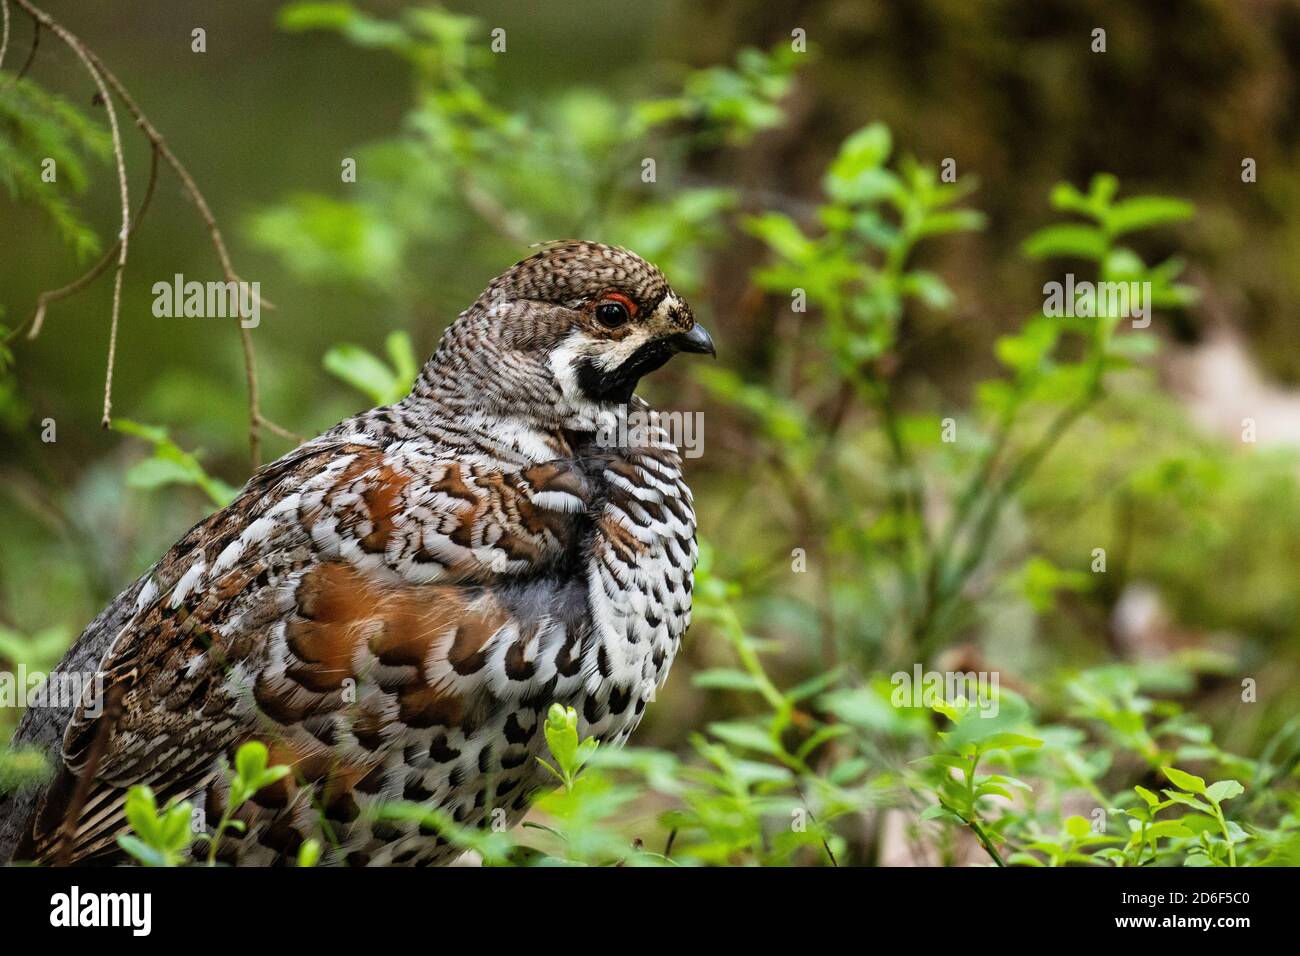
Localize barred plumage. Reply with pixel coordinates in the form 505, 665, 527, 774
0, 241, 713, 866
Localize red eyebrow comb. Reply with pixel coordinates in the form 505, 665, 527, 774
601, 291, 639, 316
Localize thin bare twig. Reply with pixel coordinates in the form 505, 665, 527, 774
258, 415, 305, 443
10, 0, 293, 466
13, 2, 132, 429
78, 37, 289, 463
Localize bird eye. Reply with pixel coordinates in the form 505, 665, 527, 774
595, 300, 630, 328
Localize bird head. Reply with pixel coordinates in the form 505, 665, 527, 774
419, 241, 714, 427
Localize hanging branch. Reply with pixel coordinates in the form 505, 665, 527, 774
5, 1, 128, 432
4, 0, 298, 465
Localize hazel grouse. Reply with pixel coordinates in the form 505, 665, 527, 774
0, 241, 713, 866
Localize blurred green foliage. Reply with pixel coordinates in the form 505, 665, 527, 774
0, 77, 109, 263
2, 2, 1299, 867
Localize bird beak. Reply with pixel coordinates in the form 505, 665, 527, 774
670, 323, 716, 357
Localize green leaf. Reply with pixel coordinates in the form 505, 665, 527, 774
1205, 780, 1244, 803
534, 757, 565, 786
913, 753, 971, 775
692, 669, 765, 693
1134, 785, 1160, 807
1162, 791, 1213, 814
235, 741, 268, 779
920, 803, 965, 825
116, 835, 168, 868
160, 804, 193, 849
1161, 766, 1207, 795
123, 786, 162, 844
112, 419, 237, 507
743, 212, 813, 261
707, 721, 781, 756
916, 209, 985, 238
1144, 821, 1194, 841
278, 2, 356, 33
1022, 224, 1108, 261
980, 732, 1044, 752
1065, 816, 1092, 839
899, 271, 955, 310
1087, 173, 1120, 208
323, 343, 402, 405
825, 123, 894, 204
827, 757, 869, 786
1049, 181, 1095, 217
1105, 196, 1193, 236
385, 330, 420, 388
794, 724, 852, 761
543, 702, 593, 785
125, 457, 201, 491
783, 668, 844, 703
297, 839, 322, 867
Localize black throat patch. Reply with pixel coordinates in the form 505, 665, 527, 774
576, 340, 676, 405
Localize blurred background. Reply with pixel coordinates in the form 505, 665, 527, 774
3, 0, 1300, 865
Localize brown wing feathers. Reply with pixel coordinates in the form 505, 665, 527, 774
20, 442, 594, 864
